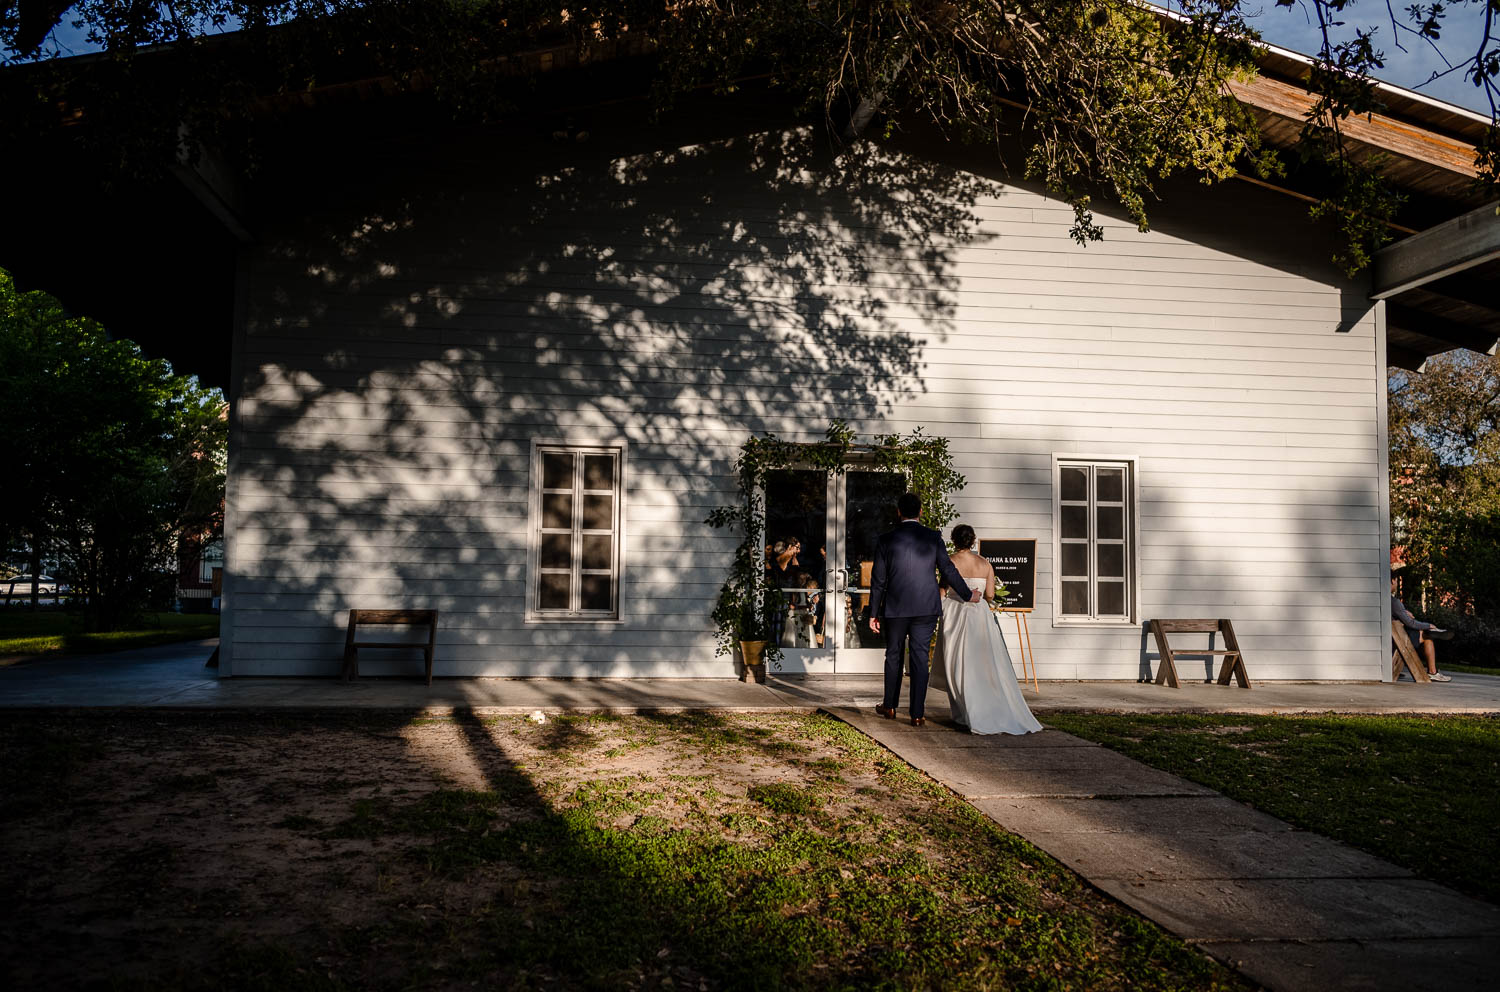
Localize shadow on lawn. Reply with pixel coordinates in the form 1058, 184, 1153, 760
432, 708, 841, 988
341, 709, 1237, 990
0, 709, 1246, 991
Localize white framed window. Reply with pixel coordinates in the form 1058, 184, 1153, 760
1053, 455, 1138, 625
527, 441, 626, 621
198, 540, 224, 583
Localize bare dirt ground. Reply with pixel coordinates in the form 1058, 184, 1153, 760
0, 710, 1246, 991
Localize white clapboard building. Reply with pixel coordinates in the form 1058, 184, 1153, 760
214, 45, 1499, 680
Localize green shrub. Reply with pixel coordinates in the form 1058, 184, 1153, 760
1426, 606, 1500, 668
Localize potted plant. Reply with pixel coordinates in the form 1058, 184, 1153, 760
711, 566, 782, 682
737, 594, 773, 682
707, 468, 785, 681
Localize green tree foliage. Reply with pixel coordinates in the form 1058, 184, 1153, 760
1388, 350, 1500, 619
0, 267, 226, 628
3, 2, 1495, 271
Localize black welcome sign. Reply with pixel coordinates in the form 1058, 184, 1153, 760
978, 538, 1037, 611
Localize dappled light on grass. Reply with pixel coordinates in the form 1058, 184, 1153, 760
0, 711, 1247, 990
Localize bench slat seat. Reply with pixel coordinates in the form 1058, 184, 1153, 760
1149, 618, 1250, 689
343, 609, 439, 684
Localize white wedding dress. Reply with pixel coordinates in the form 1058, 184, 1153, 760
941, 578, 1043, 735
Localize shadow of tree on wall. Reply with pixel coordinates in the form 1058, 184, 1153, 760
1130, 475, 1387, 682
230, 117, 1000, 674
882, 131, 1387, 681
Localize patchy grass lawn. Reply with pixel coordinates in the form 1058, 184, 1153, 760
0, 711, 1246, 992
0, 610, 217, 659
1043, 713, 1500, 903
1445, 664, 1499, 676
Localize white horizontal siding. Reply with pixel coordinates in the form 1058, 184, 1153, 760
223, 128, 1386, 680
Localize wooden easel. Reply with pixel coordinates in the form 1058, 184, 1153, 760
997, 608, 1038, 692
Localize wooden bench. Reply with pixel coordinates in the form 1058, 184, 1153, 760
1390, 619, 1431, 683
1149, 618, 1250, 688
342, 609, 439, 684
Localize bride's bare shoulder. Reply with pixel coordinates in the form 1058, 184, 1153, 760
950, 549, 988, 578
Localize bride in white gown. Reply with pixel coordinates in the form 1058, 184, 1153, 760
940, 525, 1042, 735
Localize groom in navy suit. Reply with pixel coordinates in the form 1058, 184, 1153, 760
869, 492, 980, 726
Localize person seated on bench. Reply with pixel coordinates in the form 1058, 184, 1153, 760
1391, 575, 1454, 682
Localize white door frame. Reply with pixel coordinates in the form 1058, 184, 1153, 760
763, 468, 900, 675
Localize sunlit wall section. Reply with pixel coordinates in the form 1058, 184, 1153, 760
222, 125, 1384, 679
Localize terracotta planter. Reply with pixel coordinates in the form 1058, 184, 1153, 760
739, 640, 768, 683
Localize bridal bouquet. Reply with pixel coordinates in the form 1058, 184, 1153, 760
987, 582, 1012, 613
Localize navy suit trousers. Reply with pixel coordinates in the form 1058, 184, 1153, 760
882, 614, 939, 719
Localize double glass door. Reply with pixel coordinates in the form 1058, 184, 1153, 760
764, 468, 907, 673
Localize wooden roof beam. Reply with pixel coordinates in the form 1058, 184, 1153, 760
1417, 273, 1500, 315
1372, 201, 1500, 299
1226, 75, 1480, 177
171, 133, 252, 244
1387, 303, 1499, 356
1387, 343, 1432, 372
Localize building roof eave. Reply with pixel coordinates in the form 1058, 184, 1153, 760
1375, 202, 1500, 368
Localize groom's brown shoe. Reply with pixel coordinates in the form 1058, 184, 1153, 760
874, 705, 897, 719
910, 717, 926, 727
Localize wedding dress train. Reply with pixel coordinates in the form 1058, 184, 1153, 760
941, 578, 1042, 735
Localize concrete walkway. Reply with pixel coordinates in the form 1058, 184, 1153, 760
832, 705, 1500, 992
2, 641, 1498, 990
3, 639, 1500, 714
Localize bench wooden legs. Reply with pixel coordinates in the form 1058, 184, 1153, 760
1214, 654, 1251, 688
342, 645, 357, 682
343, 609, 439, 683
1149, 620, 1179, 688
342, 645, 432, 684
342, 618, 359, 681
1391, 620, 1430, 683
1215, 621, 1250, 688
1150, 618, 1250, 688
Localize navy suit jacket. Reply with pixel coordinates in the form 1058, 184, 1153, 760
869, 520, 972, 619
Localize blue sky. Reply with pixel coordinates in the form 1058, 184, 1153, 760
30, 1, 1498, 116
1239, 0, 1495, 115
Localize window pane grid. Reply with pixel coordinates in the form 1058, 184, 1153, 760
534, 446, 621, 618
1060, 467, 1093, 616
1058, 460, 1132, 621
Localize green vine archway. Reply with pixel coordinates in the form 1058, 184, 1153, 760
706, 420, 966, 666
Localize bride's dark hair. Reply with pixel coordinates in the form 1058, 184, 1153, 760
951, 524, 976, 550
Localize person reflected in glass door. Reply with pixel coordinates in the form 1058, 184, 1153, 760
802, 575, 825, 647
770, 537, 802, 647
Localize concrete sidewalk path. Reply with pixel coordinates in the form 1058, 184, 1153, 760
0, 640, 793, 711
3, 639, 1499, 714
830, 705, 1500, 992
768, 671, 1500, 715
